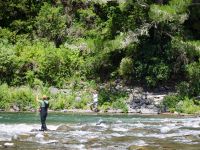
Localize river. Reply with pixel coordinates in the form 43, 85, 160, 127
0, 112, 200, 150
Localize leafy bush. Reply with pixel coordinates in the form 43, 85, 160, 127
98, 87, 128, 112
0, 84, 11, 110
176, 97, 200, 114
163, 94, 200, 114
176, 81, 190, 97
119, 57, 133, 78
146, 62, 170, 87
98, 88, 111, 106
186, 61, 200, 96
163, 94, 182, 112
11, 86, 36, 111
112, 98, 128, 113
0, 84, 36, 111
35, 3, 67, 45
0, 40, 17, 84
100, 102, 111, 112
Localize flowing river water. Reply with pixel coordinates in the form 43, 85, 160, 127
0, 112, 200, 150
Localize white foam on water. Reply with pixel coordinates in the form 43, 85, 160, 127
64, 144, 86, 150
135, 121, 145, 128
35, 133, 44, 139
111, 133, 124, 137
112, 127, 128, 132
160, 126, 171, 133
0, 124, 58, 141
182, 120, 200, 128
144, 129, 200, 140
70, 130, 93, 136
116, 120, 122, 123
39, 140, 58, 144
96, 123, 108, 128
174, 136, 193, 144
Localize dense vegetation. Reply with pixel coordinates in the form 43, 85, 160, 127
0, 0, 199, 113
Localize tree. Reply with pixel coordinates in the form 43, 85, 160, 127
35, 3, 67, 47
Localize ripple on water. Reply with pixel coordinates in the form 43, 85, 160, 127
0, 115, 200, 149
130, 140, 148, 146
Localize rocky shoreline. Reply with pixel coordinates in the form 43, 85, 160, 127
1, 85, 198, 115
1, 109, 198, 117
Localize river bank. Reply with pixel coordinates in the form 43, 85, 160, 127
1, 109, 199, 117
1, 83, 200, 115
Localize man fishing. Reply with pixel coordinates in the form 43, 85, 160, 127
36, 95, 49, 131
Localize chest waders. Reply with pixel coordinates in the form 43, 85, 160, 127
40, 101, 48, 131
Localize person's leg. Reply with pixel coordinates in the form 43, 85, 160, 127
43, 113, 48, 130
40, 110, 47, 130
40, 112, 45, 131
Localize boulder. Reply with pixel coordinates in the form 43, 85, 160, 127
60, 109, 67, 112
75, 96, 81, 102
140, 108, 158, 114
134, 99, 140, 103
56, 125, 73, 131
128, 108, 141, 113
144, 99, 152, 105
107, 109, 123, 113
195, 96, 200, 100
49, 87, 59, 95
13, 105, 20, 111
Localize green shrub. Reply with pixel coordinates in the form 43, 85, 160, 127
51, 96, 66, 110
146, 62, 170, 87
176, 97, 200, 114
51, 93, 75, 110
98, 88, 111, 106
186, 61, 200, 96
11, 86, 36, 111
163, 94, 182, 112
112, 98, 128, 113
176, 81, 190, 97
100, 102, 111, 112
119, 57, 133, 78
35, 3, 67, 43
0, 84, 11, 110
0, 84, 36, 111
0, 40, 17, 84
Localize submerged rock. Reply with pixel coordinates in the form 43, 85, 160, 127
18, 134, 31, 140
56, 125, 73, 131
31, 129, 39, 132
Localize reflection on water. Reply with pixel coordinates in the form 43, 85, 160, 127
0, 112, 200, 150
